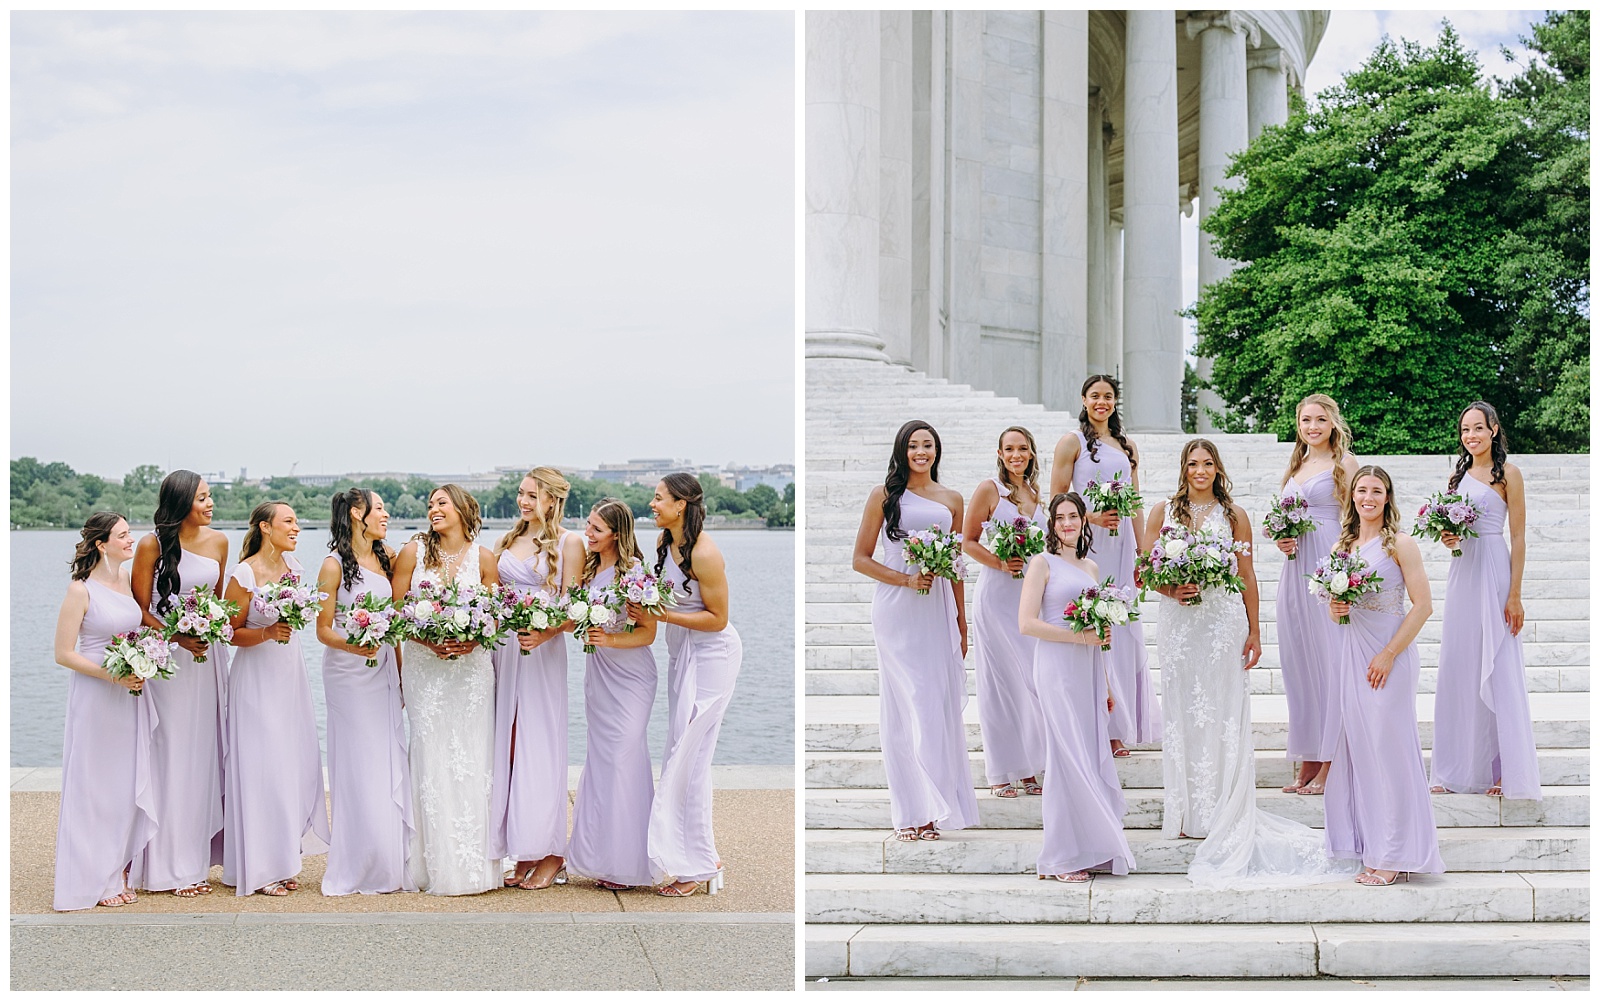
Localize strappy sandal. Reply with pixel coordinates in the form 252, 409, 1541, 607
1021, 779, 1043, 796
518, 866, 568, 890
1485, 785, 1503, 797
1282, 779, 1306, 794
97, 894, 126, 907
991, 783, 1019, 798
894, 828, 920, 842
1355, 870, 1408, 886
1039, 871, 1090, 883
917, 825, 940, 841
1110, 743, 1131, 758
283, 879, 299, 891
261, 881, 289, 897
656, 880, 702, 897
173, 883, 206, 898
1297, 780, 1325, 796
595, 879, 632, 891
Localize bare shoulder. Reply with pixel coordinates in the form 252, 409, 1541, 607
64, 578, 90, 601
1501, 461, 1524, 486
1340, 452, 1361, 474
864, 484, 887, 506
135, 533, 160, 555
1394, 533, 1423, 561
692, 531, 725, 562
1230, 502, 1252, 526
970, 478, 1000, 504
198, 526, 229, 552
932, 482, 964, 507
1147, 499, 1167, 522
1083, 556, 1100, 578
1126, 437, 1142, 462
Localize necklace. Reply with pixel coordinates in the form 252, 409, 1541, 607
437, 542, 470, 575
1189, 499, 1219, 527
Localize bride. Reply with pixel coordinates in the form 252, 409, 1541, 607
1144, 439, 1356, 886
390, 484, 503, 895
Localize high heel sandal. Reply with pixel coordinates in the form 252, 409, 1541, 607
1020, 779, 1043, 796
595, 879, 632, 891
1039, 871, 1090, 883
708, 863, 725, 895
656, 880, 702, 897
1355, 870, 1408, 886
518, 866, 568, 890
916, 825, 940, 841
1297, 780, 1325, 796
990, 783, 1019, 798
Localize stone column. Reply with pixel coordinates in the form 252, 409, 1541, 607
1120, 10, 1181, 431
946, 11, 985, 383
879, 13, 914, 367
1247, 46, 1290, 140
1085, 91, 1108, 375
1109, 215, 1123, 378
910, 12, 947, 378
805, 11, 887, 361
1040, 11, 1089, 410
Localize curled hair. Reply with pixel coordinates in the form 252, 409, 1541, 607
152, 470, 202, 614
413, 484, 482, 570
654, 472, 706, 596
581, 498, 640, 585
240, 501, 288, 561
882, 420, 942, 542
1078, 374, 1138, 472
994, 426, 1041, 510
1283, 393, 1355, 504
1337, 465, 1402, 564
1169, 439, 1239, 533
329, 488, 392, 591
1447, 401, 1509, 492
1044, 492, 1092, 559
495, 467, 571, 593
71, 512, 126, 581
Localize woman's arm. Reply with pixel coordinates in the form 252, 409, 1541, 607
1503, 463, 1526, 635
1017, 554, 1097, 645
1362, 537, 1433, 689
314, 556, 378, 656
659, 535, 731, 632
1125, 439, 1146, 547
1233, 504, 1262, 669
54, 581, 142, 691
852, 487, 926, 590
586, 614, 658, 650
961, 480, 1014, 574
226, 568, 291, 648
1048, 433, 1078, 499
130, 535, 162, 630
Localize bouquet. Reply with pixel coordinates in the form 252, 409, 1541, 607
1082, 471, 1141, 536
494, 586, 570, 656
336, 591, 403, 668
615, 563, 678, 631
398, 579, 503, 659
251, 570, 328, 641
981, 516, 1047, 578
160, 585, 238, 663
1307, 550, 1385, 625
1261, 494, 1316, 561
566, 583, 624, 654
1061, 578, 1141, 651
1411, 491, 1483, 558
1136, 524, 1249, 606
902, 526, 967, 595
102, 628, 178, 696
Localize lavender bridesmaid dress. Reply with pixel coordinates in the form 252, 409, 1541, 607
321, 563, 414, 895
872, 491, 980, 832
648, 551, 742, 884
971, 479, 1046, 788
566, 564, 657, 886
1430, 474, 1541, 799
131, 547, 226, 891
1276, 469, 1344, 761
54, 580, 159, 910
1323, 540, 1445, 875
1069, 429, 1160, 745
489, 541, 570, 866
1032, 554, 1134, 877
221, 557, 331, 895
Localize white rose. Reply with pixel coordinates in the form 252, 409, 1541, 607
529, 610, 549, 630
568, 600, 589, 621
1307, 579, 1322, 597
1330, 570, 1350, 594
131, 654, 159, 679
453, 608, 471, 627
591, 605, 614, 626
414, 604, 433, 622
208, 606, 225, 621
1166, 537, 1189, 556
642, 585, 660, 605
1109, 604, 1130, 625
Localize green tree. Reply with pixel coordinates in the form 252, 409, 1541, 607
123, 464, 164, 493
745, 483, 780, 516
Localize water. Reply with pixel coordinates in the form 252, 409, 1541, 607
11, 528, 794, 767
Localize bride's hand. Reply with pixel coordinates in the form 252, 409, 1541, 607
1241, 632, 1262, 671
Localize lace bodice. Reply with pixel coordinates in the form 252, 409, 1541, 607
414, 541, 482, 590
1350, 539, 1406, 616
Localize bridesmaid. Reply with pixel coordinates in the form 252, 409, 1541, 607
1429, 402, 1540, 800
961, 426, 1046, 798
220, 502, 331, 895
1019, 493, 1134, 882
315, 488, 413, 895
566, 499, 660, 890
491, 468, 583, 891
1272, 394, 1360, 796
1050, 374, 1159, 756
129, 470, 228, 898
52, 513, 157, 910
1324, 466, 1444, 885
852, 420, 979, 842
641, 474, 743, 897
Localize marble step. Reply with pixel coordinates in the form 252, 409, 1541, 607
804, 827, 1591, 875
804, 786, 1589, 830
805, 871, 1590, 925
804, 920, 1591, 979
803, 747, 1594, 791
803, 693, 1593, 753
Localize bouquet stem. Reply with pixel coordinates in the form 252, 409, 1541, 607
520, 648, 532, 656
1286, 550, 1297, 562
1107, 527, 1119, 537
1182, 595, 1203, 607
129, 689, 143, 697
582, 643, 597, 655
1337, 613, 1350, 625
1011, 571, 1024, 580
193, 654, 208, 664
1451, 547, 1463, 558
915, 587, 930, 596
364, 657, 379, 668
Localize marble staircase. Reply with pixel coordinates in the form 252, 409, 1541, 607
802, 357, 1591, 981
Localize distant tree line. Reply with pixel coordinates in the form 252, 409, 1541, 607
10, 458, 796, 531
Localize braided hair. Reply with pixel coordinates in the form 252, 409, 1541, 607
1078, 374, 1138, 472
329, 488, 393, 591
1447, 402, 1509, 493
152, 470, 202, 614
653, 472, 705, 596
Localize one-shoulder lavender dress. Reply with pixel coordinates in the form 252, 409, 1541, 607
1032, 554, 1134, 877
1068, 429, 1160, 745
489, 541, 571, 866
566, 564, 658, 887
1323, 540, 1445, 875
872, 491, 980, 832
1429, 474, 1541, 799
131, 546, 227, 892
971, 478, 1046, 787
54, 580, 159, 910
321, 561, 414, 895
1276, 468, 1344, 762
648, 550, 742, 884
221, 557, 330, 895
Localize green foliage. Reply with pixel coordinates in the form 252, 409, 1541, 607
1192, 17, 1589, 454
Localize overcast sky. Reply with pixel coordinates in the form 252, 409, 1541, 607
12, 12, 795, 481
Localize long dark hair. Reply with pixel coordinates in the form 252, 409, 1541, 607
1170, 439, 1239, 533
581, 498, 639, 585
239, 501, 287, 561
1078, 374, 1138, 472
329, 488, 392, 591
413, 484, 482, 570
1045, 492, 1092, 559
152, 469, 202, 613
71, 512, 126, 581
882, 419, 942, 542
1448, 401, 1509, 492
654, 473, 706, 596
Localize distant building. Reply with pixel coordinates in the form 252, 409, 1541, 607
585, 458, 703, 487
731, 464, 795, 493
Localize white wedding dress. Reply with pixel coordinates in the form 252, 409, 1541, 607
402, 545, 499, 895
1157, 503, 1359, 886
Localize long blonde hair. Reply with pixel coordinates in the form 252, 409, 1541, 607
413, 484, 481, 569
1283, 393, 1354, 504
1169, 439, 1238, 533
1336, 465, 1401, 564
993, 426, 1040, 509
495, 467, 570, 588
580, 498, 640, 585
